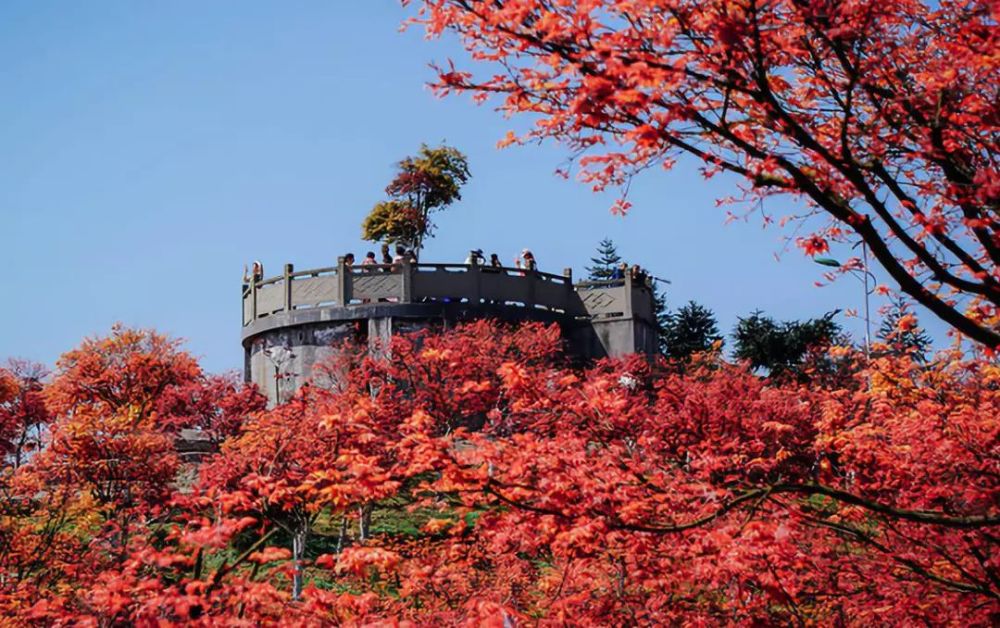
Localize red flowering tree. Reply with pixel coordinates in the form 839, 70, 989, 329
3, 322, 998, 623
408, 0, 1000, 347
40, 326, 202, 513
199, 322, 1000, 623
0, 326, 269, 622
0, 359, 50, 470
155, 371, 266, 443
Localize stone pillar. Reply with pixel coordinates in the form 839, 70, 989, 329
250, 275, 258, 320
283, 263, 294, 312
623, 272, 634, 317
400, 260, 412, 303
471, 262, 482, 304
336, 256, 348, 305
563, 268, 576, 313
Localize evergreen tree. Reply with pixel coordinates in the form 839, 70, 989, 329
586, 238, 623, 280
653, 287, 669, 354
732, 311, 841, 377
661, 301, 722, 361
877, 296, 932, 362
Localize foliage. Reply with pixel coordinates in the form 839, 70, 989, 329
360, 200, 427, 253
732, 310, 842, 377
156, 372, 267, 443
361, 144, 470, 253
410, 0, 1000, 348
652, 286, 669, 355
586, 237, 623, 280
660, 301, 723, 361
2, 322, 999, 624
0, 359, 50, 469
877, 296, 933, 362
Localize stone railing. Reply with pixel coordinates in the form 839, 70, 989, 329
242, 259, 652, 327
574, 277, 653, 322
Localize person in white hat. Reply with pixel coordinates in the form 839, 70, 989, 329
520, 249, 537, 271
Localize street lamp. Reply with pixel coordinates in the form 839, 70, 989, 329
815, 241, 876, 360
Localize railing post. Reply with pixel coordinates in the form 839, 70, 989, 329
563, 267, 575, 314
251, 276, 258, 320
624, 272, 634, 317
400, 260, 412, 303
471, 263, 482, 304
337, 256, 348, 305
283, 263, 294, 312
527, 269, 536, 308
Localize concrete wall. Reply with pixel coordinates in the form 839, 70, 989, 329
242, 262, 659, 404
245, 320, 361, 406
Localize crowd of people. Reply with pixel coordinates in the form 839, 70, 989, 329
610, 261, 652, 284
243, 248, 545, 295
462, 248, 536, 272
244, 248, 654, 288
338, 247, 539, 273
345, 243, 418, 268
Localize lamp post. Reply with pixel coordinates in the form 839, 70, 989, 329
815, 241, 876, 360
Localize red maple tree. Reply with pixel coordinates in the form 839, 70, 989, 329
0, 359, 50, 470
2, 322, 997, 623
408, 0, 1000, 348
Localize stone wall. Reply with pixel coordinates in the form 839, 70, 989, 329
242, 260, 657, 405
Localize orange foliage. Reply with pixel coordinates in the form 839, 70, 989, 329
408, 0, 1000, 348
1, 322, 998, 624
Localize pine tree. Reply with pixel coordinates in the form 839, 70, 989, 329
586, 238, 623, 280
877, 296, 932, 362
653, 287, 669, 354
661, 301, 722, 361
732, 310, 841, 377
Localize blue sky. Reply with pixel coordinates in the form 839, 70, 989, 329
0, 2, 943, 373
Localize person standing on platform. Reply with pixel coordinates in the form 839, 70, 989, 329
521, 249, 537, 271
465, 248, 485, 266
611, 261, 627, 280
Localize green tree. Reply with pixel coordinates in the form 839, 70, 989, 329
877, 297, 932, 363
732, 311, 841, 378
362, 144, 470, 254
586, 238, 623, 280
652, 287, 669, 354
661, 301, 722, 361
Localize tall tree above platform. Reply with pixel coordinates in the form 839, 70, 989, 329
362, 143, 470, 255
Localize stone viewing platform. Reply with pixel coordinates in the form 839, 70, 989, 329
242, 258, 657, 404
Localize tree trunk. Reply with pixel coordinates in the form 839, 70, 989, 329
358, 503, 373, 541
336, 516, 348, 554
291, 521, 308, 600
